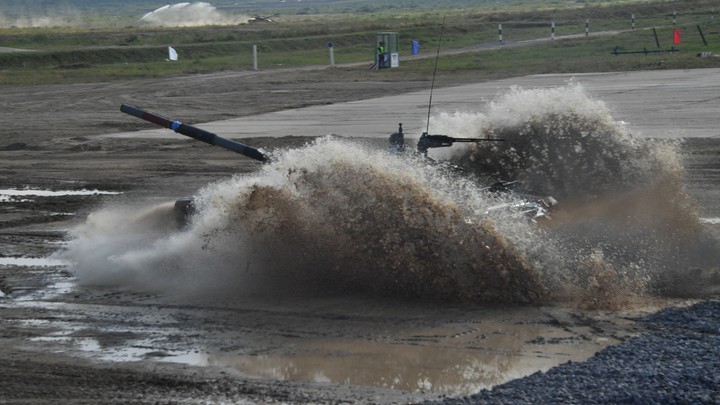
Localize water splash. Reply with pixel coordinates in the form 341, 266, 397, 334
60, 138, 548, 303
429, 82, 682, 199
139, 3, 250, 27
429, 82, 719, 306
59, 83, 719, 307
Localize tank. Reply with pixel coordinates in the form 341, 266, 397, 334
120, 106, 556, 227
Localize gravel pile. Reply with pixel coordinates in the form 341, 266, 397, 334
431, 300, 720, 405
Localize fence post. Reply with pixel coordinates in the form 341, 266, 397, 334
697, 25, 709, 45
652, 27, 661, 48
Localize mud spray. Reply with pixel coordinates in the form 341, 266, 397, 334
59, 83, 720, 308
138, 3, 250, 27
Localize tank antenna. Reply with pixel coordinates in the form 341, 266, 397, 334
425, 14, 446, 135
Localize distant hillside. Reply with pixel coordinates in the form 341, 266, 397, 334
0, 0, 550, 18
0, 0, 157, 21
0, 0, 534, 28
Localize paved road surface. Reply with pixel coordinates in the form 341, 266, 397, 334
109, 68, 720, 140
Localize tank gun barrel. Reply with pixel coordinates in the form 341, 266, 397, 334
120, 104, 269, 163
417, 133, 504, 155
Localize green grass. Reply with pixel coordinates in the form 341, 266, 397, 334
367, 20, 720, 85
0, 0, 718, 85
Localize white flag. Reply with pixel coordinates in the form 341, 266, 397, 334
168, 46, 178, 61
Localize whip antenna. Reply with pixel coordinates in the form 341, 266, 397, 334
426, 15, 446, 135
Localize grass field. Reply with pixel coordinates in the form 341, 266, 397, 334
0, 0, 718, 85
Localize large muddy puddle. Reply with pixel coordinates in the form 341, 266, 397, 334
2, 263, 661, 396
185, 312, 630, 394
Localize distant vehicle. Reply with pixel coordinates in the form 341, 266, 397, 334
248, 15, 275, 23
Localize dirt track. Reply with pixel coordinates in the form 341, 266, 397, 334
1, 65, 718, 403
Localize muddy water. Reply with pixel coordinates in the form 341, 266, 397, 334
60, 83, 720, 305
193, 309, 633, 395
2, 285, 653, 396
2, 83, 718, 399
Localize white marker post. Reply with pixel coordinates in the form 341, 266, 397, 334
328, 41, 335, 67
585, 18, 589, 37
498, 23, 503, 42
253, 45, 258, 71
551, 21, 555, 39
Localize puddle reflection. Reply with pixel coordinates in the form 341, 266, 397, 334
198, 339, 592, 395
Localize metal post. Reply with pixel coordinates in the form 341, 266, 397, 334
585, 18, 589, 37
329, 46, 335, 66
673, 11, 677, 26
498, 23, 503, 42
697, 25, 708, 46
652, 27, 661, 48
632, 14, 636, 30
252, 45, 258, 71
551, 21, 555, 39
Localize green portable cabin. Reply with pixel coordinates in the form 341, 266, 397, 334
375, 32, 399, 68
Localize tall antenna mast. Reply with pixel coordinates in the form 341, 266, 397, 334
425, 15, 446, 135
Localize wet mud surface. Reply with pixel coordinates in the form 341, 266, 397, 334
1, 72, 719, 403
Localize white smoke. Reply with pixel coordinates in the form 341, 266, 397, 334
139, 2, 251, 27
